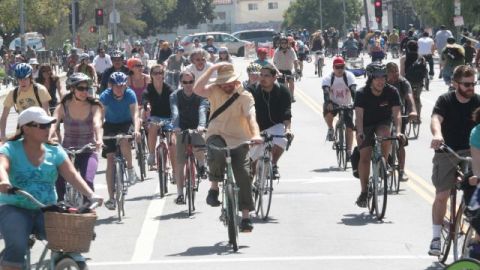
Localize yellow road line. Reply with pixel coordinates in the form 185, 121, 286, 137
295, 89, 323, 114
405, 168, 436, 195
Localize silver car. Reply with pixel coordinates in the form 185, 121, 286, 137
180, 32, 251, 56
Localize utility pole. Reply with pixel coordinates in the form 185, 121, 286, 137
387, 0, 394, 31
71, 0, 77, 47
342, 0, 347, 35
363, 0, 370, 31
319, 0, 323, 30
112, 0, 117, 47
19, 0, 25, 52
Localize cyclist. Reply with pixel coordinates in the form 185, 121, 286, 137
243, 62, 262, 91
170, 70, 209, 204
193, 63, 262, 232
100, 72, 140, 210
388, 29, 400, 56
66, 48, 79, 77
186, 48, 214, 80
417, 32, 435, 79
249, 64, 293, 179
428, 65, 480, 256
322, 56, 357, 160
137, 46, 150, 73
400, 40, 427, 121
29, 58, 39, 80
386, 62, 417, 182
441, 37, 465, 86
127, 57, 150, 105
295, 37, 309, 75
100, 50, 129, 93
202, 35, 218, 54
0, 106, 103, 270
74, 53, 97, 85
342, 32, 360, 59
309, 30, 325, 75
273, 36, 299, 102
1, 63, 51, 142
253, 47, 271, 67
142, 64, 176, 175
435, 25, 453, 79
476, 42, 480, 82
368, 30, 386, 62
53, 73, 104, 202
35, 64, 62, 115
464, 39, 476, 67
92, 47, 112, 85
165, 46, 188, 89
216, 47, 232, 63
354, 62, 403, 207
400, 30, 418, 54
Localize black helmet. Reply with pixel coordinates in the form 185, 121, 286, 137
366, 62, 387, 79
111, 50, 123, 59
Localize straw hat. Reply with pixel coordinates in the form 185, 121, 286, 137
211, 64, 241, 85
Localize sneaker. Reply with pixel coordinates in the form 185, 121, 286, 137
175, 195, 185, 204
206, 189, 221, 207
399, 170, 409, 182
198, 165, 208, 179
239, 218, 253, 232
428, 237, 441, 256
327, 128, 335, 141
272, 165, 280, 179
127, 168, 137, 185
356, 192, 368, 208
105, 199, 116, 210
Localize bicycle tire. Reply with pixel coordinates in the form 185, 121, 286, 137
389, 140, 400, 194
136, 141, 146, 182
374, 158, 388, 220
445, 258, 480, 270
54, 257, 80, 270
163, 147, 170, 193
259, 160, 273, 220
462, 224, 478, 260
335, 123, 347, 170
114, 159, 124, 221
439, 190, 457, 263
157, 146, 166, 198
412, 121, 420, 139
226, 184, 239, 252
367, 177, 375, 215
453, 201, 467, 261
185, 155, 196, 216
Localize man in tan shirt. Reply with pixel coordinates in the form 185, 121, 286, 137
193, 63, 262, 232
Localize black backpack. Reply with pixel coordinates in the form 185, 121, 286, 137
13, 83, 42, 112
405, 57, 427, 84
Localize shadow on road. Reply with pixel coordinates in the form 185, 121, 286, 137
167, 242, 249, 256
252, 217, 279, 224
155, 210, 195, 220
95, 216, 122, 226
125, 195, 155, 202
312, 167, 344, 173
338, 213, 394, 226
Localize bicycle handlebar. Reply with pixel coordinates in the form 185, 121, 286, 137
259, 132, 293, 151
102, 134, 134, 140
64, 143, 96, 156
207, 141, 255, 152
439, 143, 472, 163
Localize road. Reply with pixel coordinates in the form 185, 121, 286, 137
1, 55, 459, 269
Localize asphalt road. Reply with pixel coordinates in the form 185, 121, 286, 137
0, 55, 464, 269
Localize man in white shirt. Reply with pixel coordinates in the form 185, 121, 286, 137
273, 36, 299, 102
418, 32, 435, 79
185, 48, 215, 80
93, 47, 112, 84
434, 25, 453, 79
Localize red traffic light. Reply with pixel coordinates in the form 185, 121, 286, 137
96, 9, 103, 16
375, 0, 382, 7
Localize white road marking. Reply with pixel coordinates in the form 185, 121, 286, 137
93, 255, 433, 266
281, 177, 355, 183
130, 183, 165, 262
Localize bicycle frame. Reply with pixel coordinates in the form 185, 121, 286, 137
149, 120, 173, 197
64, 143, 96, 208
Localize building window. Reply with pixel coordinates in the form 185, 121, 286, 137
216, 12, 226, 20
248, 3, 258, 10
268, 2, 278, 9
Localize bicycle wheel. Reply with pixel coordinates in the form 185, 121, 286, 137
258, 160, 273, 220
389, 140, 400, 194
453, 201, 467, 260
439, 191, 457, 263
137, 131, 148, 181
185, 155, 196, 216
367, 177, 375, 215
335, 124, 346, 170
373, 158, 388, 220
54, 257, 79, 270
157, 146, 166, 198
445, 259, 480, 270
163, 147, 170, 193
462, 223, 478, 260
412, 121, 420, 139
114, 159, 125, 221
226, 183, 239, 252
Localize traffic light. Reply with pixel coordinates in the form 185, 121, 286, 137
374, 0, 382, 18
95, 8, 104, 26
68, 1, 80, 34
89, 26, 97, 33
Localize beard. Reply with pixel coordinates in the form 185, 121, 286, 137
458, 87, 474, 99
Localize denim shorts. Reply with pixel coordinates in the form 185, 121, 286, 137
148, 116, 173, 131
0, 205, 45, 268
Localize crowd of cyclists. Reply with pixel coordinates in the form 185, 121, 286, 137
0, 22, 480, 269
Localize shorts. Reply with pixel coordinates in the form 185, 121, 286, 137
249, 124, 288, 161
322, 103, 354, 129
176, 132, 206, 166
358, 119, 391, 150
102, 122, 132, 156
432, 149, 470, 192
298, 53, 307, 61
148, 116, 173, 131
278, 70, 294, 82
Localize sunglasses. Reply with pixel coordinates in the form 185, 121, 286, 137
76, 86, 89, 92
26, 122, 52, 130
334, 65, 345, 69
152, 71, 164, 76
182, 80, 194, 84
134, 64, 144, 68
457, 81, 477, 88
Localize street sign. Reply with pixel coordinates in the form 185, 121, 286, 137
109, 9, 120, 24
453, 15, 464, 27
454, 0, 461, 16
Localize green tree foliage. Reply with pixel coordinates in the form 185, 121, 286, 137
161, 0, 215, 30
410, 0, 480, 30
283, 0, 363, 32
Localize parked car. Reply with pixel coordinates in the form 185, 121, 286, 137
180, 32, 251, 56
232, 29, 275, 45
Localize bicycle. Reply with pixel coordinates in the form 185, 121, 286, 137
445, 258, 480, 269
435, 144, 473, 264
387, 120, 406, 194
165, 69, 181, 89
103, 134, 133, 221
253, 132, 291, 220
180, 129, 206, 216
63, 143, 96, 208
149, 119, 174, 198
313, 50, 325, 77
136, 125, 148, 182
5, 187, 98, 270
208, 141, 252, 252
405, 117, 420, 140
332, 105, 353, 171
366, 135, 399, 220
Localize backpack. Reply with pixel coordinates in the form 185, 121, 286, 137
405, 57, 427, 83
330, 72, 349, 88
13, 83, 42, 112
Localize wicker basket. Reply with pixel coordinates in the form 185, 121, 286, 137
44, 211, 97, 253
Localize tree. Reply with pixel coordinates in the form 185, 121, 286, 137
283, 0, 363, 33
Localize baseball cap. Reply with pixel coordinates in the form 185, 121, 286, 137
18, 107, 56, 127
333, 56, 345, 66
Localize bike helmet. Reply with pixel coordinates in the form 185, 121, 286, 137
366, 61, 387, 78
109, 72, 128, 86
246, 63, 262, 74
134, 40, 142, 46
177, 46, 185, 52
110, 50, 123, 59
66, 73, 92, 88
79, 53, 89, 62
14, 63, 33, 79
279, 36, 288, 43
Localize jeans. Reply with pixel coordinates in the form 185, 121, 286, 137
0, 205, 45, 268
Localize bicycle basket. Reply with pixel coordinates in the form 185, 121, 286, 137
44, 211, 97, 253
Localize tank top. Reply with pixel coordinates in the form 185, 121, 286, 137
62, 103, 95, 148
130, 76, 147, 105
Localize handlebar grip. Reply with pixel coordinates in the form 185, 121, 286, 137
6, 187, 19, 195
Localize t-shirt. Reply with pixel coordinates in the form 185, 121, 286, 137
470, 124, 480, 149
435, 30, 453, 52
93, 54, 112, 74
142, 83, 173, 118
250, 83, 292, 131
3, 84, 51, 112
388, 78, 412, 110
321, 71, 356, 106
418, 37, 434, 55
432, 91, 480, 151
273, 48, 297, 71
166, 55, 187, 71
354, 84, 401, 127
170, 89, 209, 130
0, 139, 67, 209
100, 88, 137, 123
185, 62, 215, 81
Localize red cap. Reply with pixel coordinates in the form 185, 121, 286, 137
257, 47, 268, 54
333, 56, 345, 66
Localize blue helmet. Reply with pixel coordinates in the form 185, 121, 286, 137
15, 63, 33, 79
109, 72, 128, 86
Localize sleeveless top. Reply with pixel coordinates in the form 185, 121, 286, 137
62, 103, 95, 148
130, 76, 147, 105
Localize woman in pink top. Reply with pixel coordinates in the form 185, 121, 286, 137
127, 58, 150, 105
